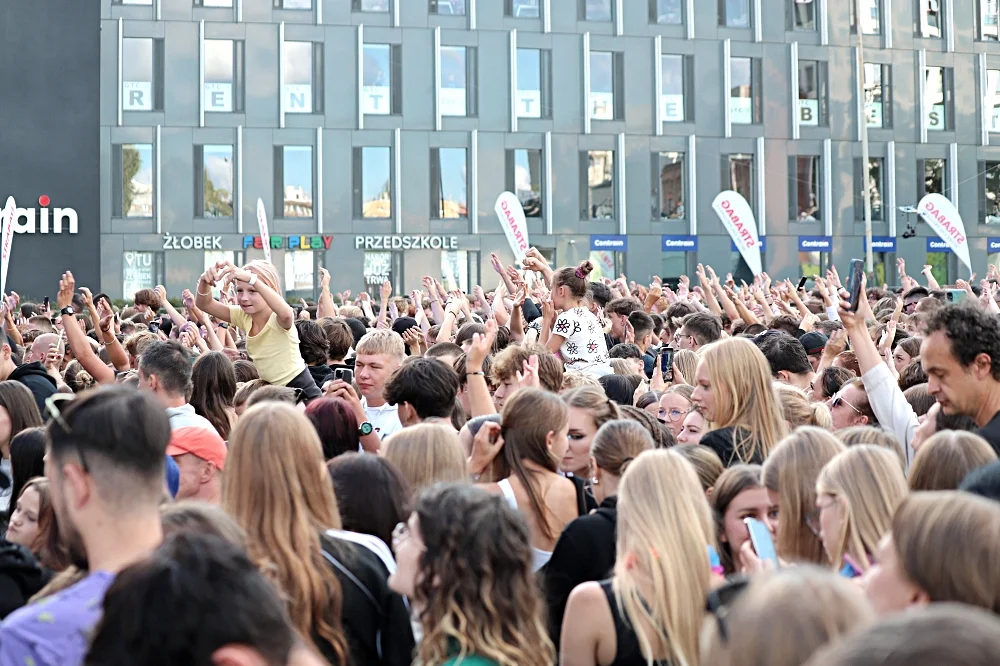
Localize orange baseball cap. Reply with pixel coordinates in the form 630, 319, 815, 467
166, 426, 227, 470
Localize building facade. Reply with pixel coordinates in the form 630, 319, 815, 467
100, 0, 1000, 299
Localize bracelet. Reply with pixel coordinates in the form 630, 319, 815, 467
466, 371, 485, 376
197, 287, 213, 296
248, 274, 258, 287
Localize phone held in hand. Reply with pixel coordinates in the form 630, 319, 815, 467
661, 347, 674, 382
334, 368, 354, 385
796, 276, 808, 291
744, 518, 779, 568
846, 259, 865, 312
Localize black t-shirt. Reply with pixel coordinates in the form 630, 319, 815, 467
979, 410, 1000, 457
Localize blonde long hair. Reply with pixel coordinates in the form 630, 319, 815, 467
614, 449, 715, 666
816, 445, 908, 573
221, 404, 348, 664
383, 423, 469, 498
699, 338, 788, 462
763, 427, 845, 565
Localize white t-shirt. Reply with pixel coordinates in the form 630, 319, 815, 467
552, 307, 612, 375
361, 397, 403, 440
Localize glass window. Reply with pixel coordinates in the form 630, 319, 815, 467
122, 252, 163, 300
919, 0, 943, 37
363, 44, 400, 115
925, 66, 948, 131
122, 38, 161, 112
925, 251, 952, 286
195, 145, 234, 218
988, 70, 1000, 133
581, 150, 615, 220
919, 158, 948, 198
114, 144, 154, 218
855, 158, 884, 221
276, 146, 314, 218
863, 63, 891, 128
980, 161, 1000, 224
353, 0, 390, 10
440, 46, 477, 117
583, 0, 613, 21
430, 0, 467, 15
516, 48, 551, 119
730, 57, 758, 125
719, 0, 751, 27
851, 0, 882, 34
275, 0, 312, 8
282, 42, 322, 114
651, 0, 683, 24
364, 252, 395, 295
285, 252, 315, 300
656, 152, 685, 219
790, 156, 821, 221
982, 0, 1000, 40
353, 147, 392, 219
507, 0, 541, 17
442, 251, 471, 293
789, 0, 816, 30
431, 148, 468, 219
197, 0, 234, 6
724, 154, 755, 210
660, 55, 686, 123
589, 51, 617, 121
205, 40, 244, 113
117, 0, 153, 4
798, 60, 827, 127
507, 149, 543, 218
661, 254, 690, 281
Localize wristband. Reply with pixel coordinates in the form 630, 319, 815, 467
248, 273, 258, 287
466, 371, 485, 376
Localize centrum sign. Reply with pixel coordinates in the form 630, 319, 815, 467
6, 195, 78, 234
355, 235, 458, 250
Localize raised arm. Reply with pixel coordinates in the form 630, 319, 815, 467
154, 285, 187, 328
57, 273, 115, 384
317, 267, 337, 319
195, 262, 235, 323
465, 319, 498, 417
219, 261, 294, 329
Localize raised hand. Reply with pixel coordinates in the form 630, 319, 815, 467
489, 252, 504, 275
380, 280, 393, 303
318, 267, 331, 290
57, 272, 76, 310
467, 318, 498, 370
516, 355, 541, 390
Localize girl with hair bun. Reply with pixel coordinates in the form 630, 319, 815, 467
540, 261, 613, 377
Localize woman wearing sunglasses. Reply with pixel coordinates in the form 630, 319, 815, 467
389, 483, 553, 666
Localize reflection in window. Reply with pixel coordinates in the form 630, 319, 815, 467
282, 42, 318, 114
790, 0, 815, 29
199, 0, 233, 6
584, 0, 613, 21
589, 51, 614, 120
279, 146, 313, 218
925, 67, 946, 131
660, 55, 685, 122
988, 70, 1000, 132
855, 158, 884, 221
719, 0, 750, 27
442, 250, 470, 292
440, 46, 468, 117
516, 48, 549, 119
980, 161, 1000, 223
285, 251, 315, 300
122, 38, 156, 112
651, 0, 683, 24
353, 0, 390, 10
205, 40, 239, 113
364, 252, 394, 293
730, 57, 754, 125
507, 0, 541, 17
657, 152, 685, 219
117, 144, 154, 218
790, 156, 820, 221
431, 148, 468, 219
119, 0, 152, 4
725, 154, 754, 209
581, 150, 615, 220
863, 63, 889, 128
510, 149, 542, 218
921, 158, 946, 197
276, 0, 312, 8
920, 0, 942, 37
355, 147, 392, 219
122, 252, 161, 300
851, 0, 881, 34
197, 145, 234, 218
983, 0, 1000, 41
798, 61, 825, 126
430, 0, 467, 15
363, 44, 393, 115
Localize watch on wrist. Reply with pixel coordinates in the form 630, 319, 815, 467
60, 306, 75, 316
358, 421, 374, 436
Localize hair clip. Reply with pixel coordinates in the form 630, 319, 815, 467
575, 268, 586, 279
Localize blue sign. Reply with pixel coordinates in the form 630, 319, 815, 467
590, 235, 628, 252
927, 238, 952, 253
989, 238, 1000, 253
662, 235, 697, 252
865, 236, 897, 252
798, 236, 832, 252
731, 237, 766, 252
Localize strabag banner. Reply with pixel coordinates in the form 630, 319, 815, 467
917, 193, 971, 272
1, 197, 15, 298
256, 198, 272, 264
494, 192, 529, 262
712, 190, 762, 276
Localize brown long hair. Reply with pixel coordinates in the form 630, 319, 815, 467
221, 404, 348, 664
414, 484, 554, 666
18, 477, 71, 571
710, 465, 764, 575
498, 388, 568, 540
190, 352, 237, 440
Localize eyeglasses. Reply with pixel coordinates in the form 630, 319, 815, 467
44, 393, 89, 474
829, 394, 862, 415
663, 408, 689, 423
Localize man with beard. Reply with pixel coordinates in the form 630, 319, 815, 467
0, 387, 169, 666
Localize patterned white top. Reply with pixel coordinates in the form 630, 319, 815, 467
553, 307, 611, 374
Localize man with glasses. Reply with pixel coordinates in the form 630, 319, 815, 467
902, 286, 929, 314
675, 312, 723, 352
0, 387, 169, 666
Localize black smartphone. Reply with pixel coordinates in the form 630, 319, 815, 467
661, 347, 674, 382
334, 368, 354, 384
42, 296, 49, 311
796, 276, 808, 291
846, 259, 865, 312
148, 321, 159, 334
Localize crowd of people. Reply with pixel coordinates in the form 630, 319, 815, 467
0, 250, 996, 665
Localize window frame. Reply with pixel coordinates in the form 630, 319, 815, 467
362, 43, 402, 116
506, 0, 541, 18
659, 54, 689, 123
194, 144, 235, 219
352, 146, 393, 220
854, 157, 885, 222
850, 0, 882, 34
430, 147, 470, 220
729, 56, 762, 125
113, 143, 156, 219
515, 48, 552, 120
718, 0, 752, 28
924, 65, 952, 132
580, 150, 616, 221
863, 62, 892, 129
204, 39, 245, 114
506, 149, 544, 219
282, 41, 324, 115
980, 0, 1000, 41
352, 0, 391, 11
722, 153, 756, 212
653, 151, 687, 220
273, 0, 313, 9
439, 45, 478, 118
580, 0, 614, 22
588, 51, 625, 122
649, 0, 684, 25
797, 59, 828, 127
430, 0, 468, 16
979, 160, 1000, 224
917, 157, 949, 200
916, 0, 944, 38
789, 155, 822, 221
121, 37, 164, 113
787, 0, 817, 31
273, 145, 316, 220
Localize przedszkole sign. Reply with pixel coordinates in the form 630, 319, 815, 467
0, 0, 101, 298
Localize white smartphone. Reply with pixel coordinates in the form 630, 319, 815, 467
744, 517, 779, 567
